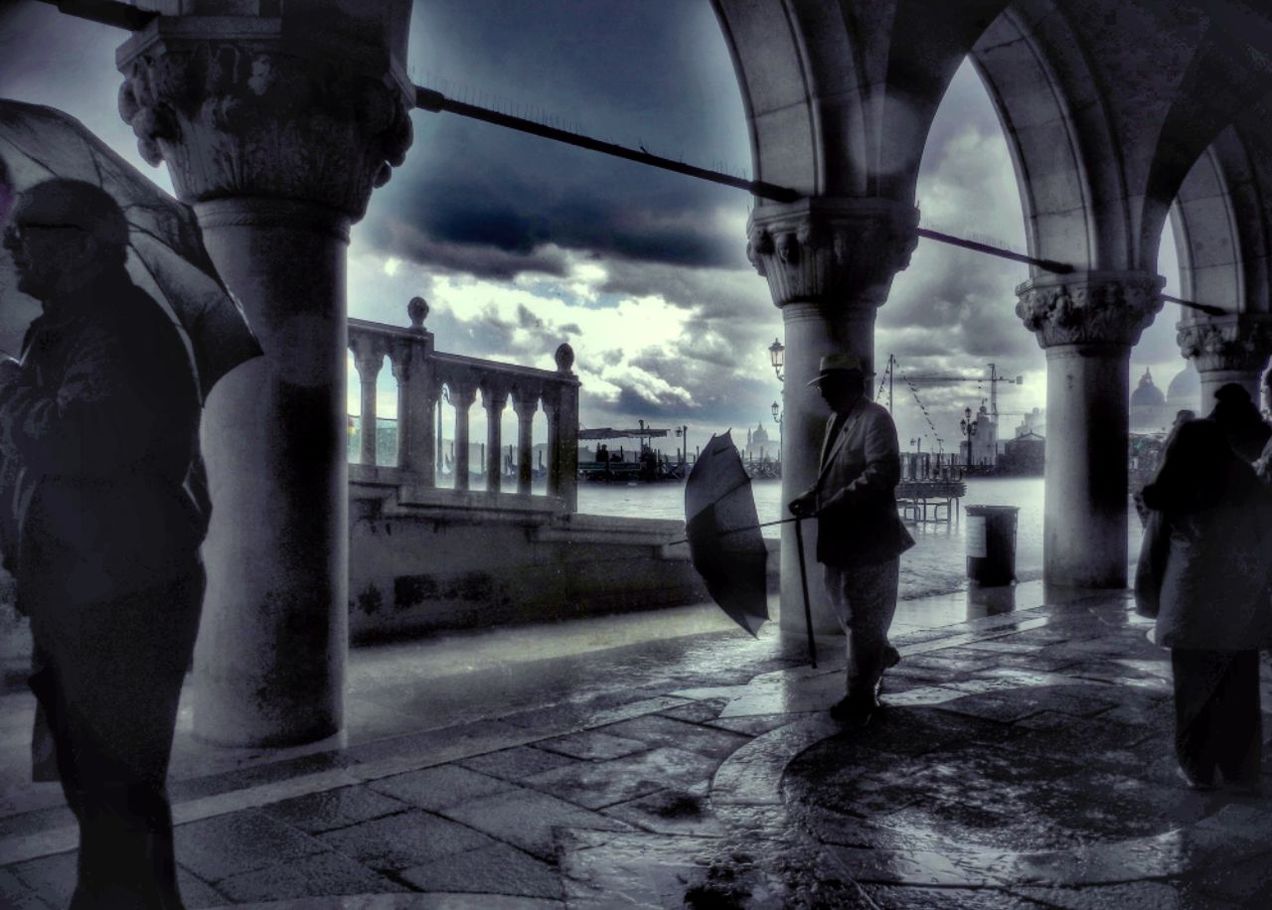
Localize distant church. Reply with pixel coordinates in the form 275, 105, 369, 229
744, 423, 774, 461
1130, 364, 1201, 433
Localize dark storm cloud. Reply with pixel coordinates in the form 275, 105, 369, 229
379, 0, 751, 280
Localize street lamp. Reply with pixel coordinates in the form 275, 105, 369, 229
771, 400, 783, 464
675, 425, 690, 466
960, 406, 978, 468
768, 338, 785, 383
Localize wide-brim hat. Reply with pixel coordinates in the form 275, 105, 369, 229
807, 352, 873, 386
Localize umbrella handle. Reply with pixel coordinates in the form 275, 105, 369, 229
794, 518, 817, 668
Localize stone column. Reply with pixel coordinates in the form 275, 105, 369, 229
514, 394, 539, 495
1176, 314, 1272, 411
117, 12, 413, 746
747, 198, 918, 635
545, 344, 580, 511
351, 336, 385, 466
392, 297, 437, 480
1016, 271, 1164, 589
451, 384, 477, 492
483, 386, 508, 493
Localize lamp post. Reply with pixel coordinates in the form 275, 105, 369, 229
675, 425, 689, 467
960, 406, 978, 468
771, 400, 783, 465
768, 338, 785, 383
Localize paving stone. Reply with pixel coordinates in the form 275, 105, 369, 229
0, 867, 53, 910
657, 698, 728, 723
174, 809, 328, 882
706, 714, 796, 736
600, 787, 727, 838
215, 848, 407, 902
459, 745, 581, 781
598, 714, 752, 760
441, 787, 633, 860
179, 868, 229, 909
370, 764, 517, 811
400, 841, 562, 899
524, 745, 718, 809
533, 730, 650, 761
1014, 881, 1243, 909
864, 883, 1055, 909
318, 809, 496, 872
8, 851, 76, 908
262, 784, 410, 833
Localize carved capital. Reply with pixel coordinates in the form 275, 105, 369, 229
350, 335, 387, 379
1176, 314, 1272, 374
1015, 272, 1164, 348
746, 198, 919, 308
117, 24, 413, 219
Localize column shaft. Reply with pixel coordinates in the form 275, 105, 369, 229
453, 388, 474, 491
1043, 345, 1132, 587
484, 391, 507, 493
515, 400, 537, 495
193, 199, 349, 746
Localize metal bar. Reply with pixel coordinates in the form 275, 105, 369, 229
1162, 293, 1226, 317
916, 227, 1073, 274
794, 518, 817, 669
41, 0, 156, 30
414, 85, 799, 203
413, 84, 1231, 318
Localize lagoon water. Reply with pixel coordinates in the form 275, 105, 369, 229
579, 476, 1145, 602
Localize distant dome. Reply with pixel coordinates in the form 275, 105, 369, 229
1166, 364, 1200, 407
1131, 368, 1166, 408
751, 423, 770, 445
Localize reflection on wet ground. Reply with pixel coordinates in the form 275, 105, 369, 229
3, 584, 1271, 908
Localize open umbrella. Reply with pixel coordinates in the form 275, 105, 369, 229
685, 431, 770, 636
684, 431, 818, 665
0, 99, 261, 398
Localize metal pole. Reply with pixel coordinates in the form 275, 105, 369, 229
794, 519, 817, 668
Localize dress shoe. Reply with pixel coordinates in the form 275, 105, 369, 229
829, 696, 877, 727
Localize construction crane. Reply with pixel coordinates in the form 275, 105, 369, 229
878, 356, 1022, 419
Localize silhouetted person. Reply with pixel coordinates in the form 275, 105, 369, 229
789, 354, 914, 726
1209, 382, 1270, 463
1135, 419, 1272, 791
1133, 408, 1195, 528
0, 180, 208, 908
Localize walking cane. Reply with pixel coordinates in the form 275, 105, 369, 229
793, 517, 817, 668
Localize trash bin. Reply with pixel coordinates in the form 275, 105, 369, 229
965, 505, 1018, 586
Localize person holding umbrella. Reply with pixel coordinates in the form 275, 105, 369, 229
789, 353, 914, 726
0, 178, 209, 908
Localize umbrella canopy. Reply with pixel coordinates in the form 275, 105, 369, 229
0, 99, 261, 399
685, 431, 770, 637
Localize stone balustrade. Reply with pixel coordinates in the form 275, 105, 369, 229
347, 298, 580, 511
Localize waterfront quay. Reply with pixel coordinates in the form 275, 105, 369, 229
4, 582, 1271, 909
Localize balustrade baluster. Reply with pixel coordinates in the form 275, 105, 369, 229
351, 337, 386, 466
513, 393, 538, 495
451, 383, 477, 491
483, 385, 508, 493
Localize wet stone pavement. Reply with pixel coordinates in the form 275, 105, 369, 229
4, 587, 1272, 908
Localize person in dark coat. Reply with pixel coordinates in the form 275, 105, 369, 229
1135, 419, 1272, 791
0, 179, 208, 908
789, 353, 915, 726
1208, 382, 1271, 463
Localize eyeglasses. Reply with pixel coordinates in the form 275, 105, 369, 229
2, 221, 87, 248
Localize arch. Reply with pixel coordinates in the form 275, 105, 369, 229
712, 0, 1011, 201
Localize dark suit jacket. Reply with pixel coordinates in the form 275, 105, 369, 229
812, 398, 915, 567
0, 272, 208, 613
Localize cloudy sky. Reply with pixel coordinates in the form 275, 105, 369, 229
0, 0, 1191, 453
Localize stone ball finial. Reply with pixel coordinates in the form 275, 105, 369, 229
408, 296, 429, 331
555, 342, 575, 372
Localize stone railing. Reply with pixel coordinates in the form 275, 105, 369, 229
347, 297, 580, 511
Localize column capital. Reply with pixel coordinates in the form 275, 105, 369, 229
745, 197, 919, 307
482, 383, 510, 411
349, 333, 387, 375
116, 18, 414, 219
1015, 271, 1164, 349
1176, 313, 1272, 375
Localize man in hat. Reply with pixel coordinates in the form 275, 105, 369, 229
0, 178, 207, 908
789, 353, 914, 725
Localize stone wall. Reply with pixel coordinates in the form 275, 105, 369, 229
348, 481, 779, 641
